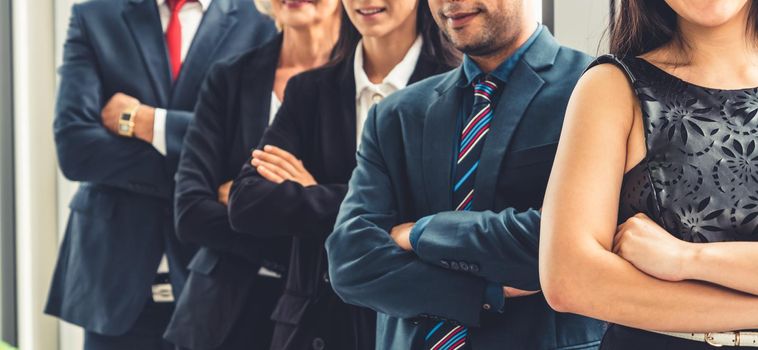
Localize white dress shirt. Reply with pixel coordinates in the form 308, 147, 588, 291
152, 0, 213, 157
270, 92, 281, 125
353, 36, 422, 147
153, 0, 212, 289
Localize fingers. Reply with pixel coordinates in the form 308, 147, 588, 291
503, 287, 541, 298
263, 145, 302, 167
253, 158, 292, 181
256, 164, 286, 184
253, 149, 299, 176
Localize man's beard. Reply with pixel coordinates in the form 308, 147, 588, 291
442, 6, 522, 58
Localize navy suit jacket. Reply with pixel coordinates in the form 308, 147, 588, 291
46, 0, 275, 336
326, 29, 606, 350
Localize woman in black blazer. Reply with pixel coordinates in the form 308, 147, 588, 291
227, 0, 459, 349
165, 0, 341, 349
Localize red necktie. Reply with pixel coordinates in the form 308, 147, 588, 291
166, 0, 191, 80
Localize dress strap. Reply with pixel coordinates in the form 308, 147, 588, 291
584, 54, 638, 85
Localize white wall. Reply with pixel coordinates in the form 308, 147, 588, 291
12, 0, 60, 348
554, 0, 610, 56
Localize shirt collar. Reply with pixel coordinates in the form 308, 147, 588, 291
460, 24, 542, 87
156, 0, 213, 12
354, 35, 424, 97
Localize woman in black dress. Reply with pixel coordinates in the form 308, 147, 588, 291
226, 0, 459, 349
540, 0, 758, 349
166, 0, 341, 349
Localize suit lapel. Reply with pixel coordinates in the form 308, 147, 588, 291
422, 69, 464, 213
171, 0, 238, 103
337, 55, 358, 162
470, 29, 561, 210
123, 0, 171, 106
240, 36, 281, 150
471, 61, 544, 210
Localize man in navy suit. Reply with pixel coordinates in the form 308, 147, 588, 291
46, 0, 274, 348
326, 0, 605, 349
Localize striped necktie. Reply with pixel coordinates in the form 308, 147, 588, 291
422, 77, 499, 350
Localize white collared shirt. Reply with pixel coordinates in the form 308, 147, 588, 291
353, 35, 423, 147
153, 0, 212, 279
152, 0, 213, 157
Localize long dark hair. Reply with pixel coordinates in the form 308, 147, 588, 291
609, 0, 758, 58
330, 0, 460, 67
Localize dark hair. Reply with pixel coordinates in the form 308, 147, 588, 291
609, 0, 758, 58
330, 0, 460, 67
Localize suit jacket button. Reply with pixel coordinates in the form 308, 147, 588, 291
440, 260, 450, 269
470, 264, 480, 272
450, 262, 460, 271
322, 272, 330, 283
459, 262, 469, 271
312, 338, 325, 350
483, 303, 492, 311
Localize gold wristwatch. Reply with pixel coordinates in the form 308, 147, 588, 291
118, 104, 140, 137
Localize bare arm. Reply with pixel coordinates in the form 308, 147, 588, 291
685, 242, 758, 295
539, 64, 758, 333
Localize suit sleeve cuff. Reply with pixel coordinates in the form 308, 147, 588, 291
484, 282, 505, 313
410, 215, 433, 251
152, 108, 167, 156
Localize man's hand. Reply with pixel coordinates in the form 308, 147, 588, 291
101, 92, 155, 143
503, 286, 540, 298
390, 222, 415, 251
218, 180, 232, 206
251, 145, 317, 187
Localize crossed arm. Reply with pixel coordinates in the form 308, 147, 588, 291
55, 5, 192, 198
325, 106, 550, 326
539, 63, 758, 333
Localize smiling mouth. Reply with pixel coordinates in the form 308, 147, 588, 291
444, 10, 481, 28
357, 7, 386, 16
283, 0, 315, 5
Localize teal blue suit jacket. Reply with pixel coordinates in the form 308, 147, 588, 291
326, 29, 605, 350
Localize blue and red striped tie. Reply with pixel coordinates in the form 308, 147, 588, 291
423, 77, 499, 350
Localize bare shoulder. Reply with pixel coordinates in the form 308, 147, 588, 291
566, 61, 638, 129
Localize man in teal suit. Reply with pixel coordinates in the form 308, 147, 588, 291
326, 0, 604, 349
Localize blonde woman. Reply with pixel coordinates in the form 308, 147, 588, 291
164, 0, 341, 349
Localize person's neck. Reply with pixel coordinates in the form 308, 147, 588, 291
280, 21, 340, 70
361, 18, 418, 84
672, 7, 758, 87
469, 21, 538, 74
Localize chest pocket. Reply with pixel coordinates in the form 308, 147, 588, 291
497, 143, 559, 210
502, 142, 558, 169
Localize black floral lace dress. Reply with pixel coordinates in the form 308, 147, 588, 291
589, 55, 758, 349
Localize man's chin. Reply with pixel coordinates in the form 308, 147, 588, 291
453, 41, 494, 57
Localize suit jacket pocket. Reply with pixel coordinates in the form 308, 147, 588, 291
68, 185, 117, 219
271, 292, 311, 326
503, 142, 559, 169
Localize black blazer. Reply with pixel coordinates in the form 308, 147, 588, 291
165, 36, 292, 349
228, 46, 454, 350
47, 0, 275, 336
